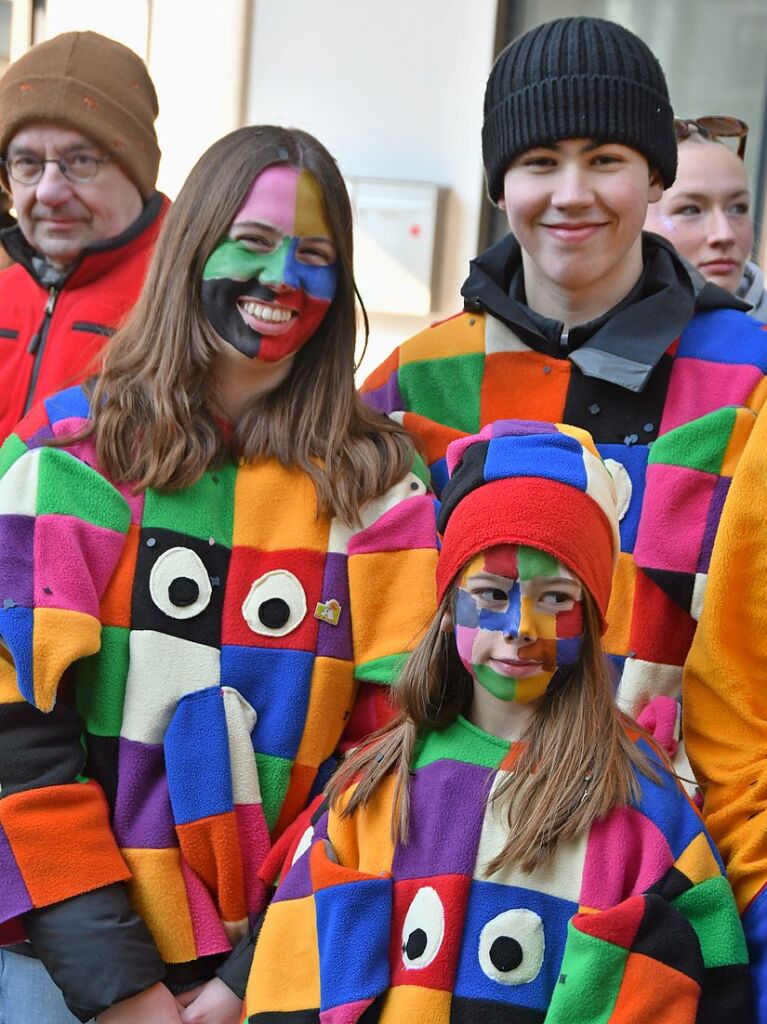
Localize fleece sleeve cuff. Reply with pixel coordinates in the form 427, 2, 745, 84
23, 883, 165, 1021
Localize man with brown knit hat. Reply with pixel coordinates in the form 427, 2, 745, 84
0, 30, 167, 441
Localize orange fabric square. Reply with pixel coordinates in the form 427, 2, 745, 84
402, 411, 466, 467
295, 656, 355, 768
100, 522, 140, 627
329, 773, 397, 877
273, 762, 318, 839
0, 780, 130, 906
379, 984, 452, 1023
233, 460, 329, 552
348, 548, 437, 667
610, 950, 699, 1022
246, 895, 320, 1013
122, 846, 197, 963
176, 810, 247, 924
604, 553, 637, 658
480, 351, 570, 425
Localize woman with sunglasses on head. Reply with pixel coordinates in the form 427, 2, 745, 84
645, 117, 766, 321
0, 125, 438, 1024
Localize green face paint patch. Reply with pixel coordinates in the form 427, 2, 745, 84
517, 545, 560, 580
202, 238, 291, 282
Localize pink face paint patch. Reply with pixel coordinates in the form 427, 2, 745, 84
233, 164, 300, 235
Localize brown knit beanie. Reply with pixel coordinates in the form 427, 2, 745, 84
0, 31, 160, 199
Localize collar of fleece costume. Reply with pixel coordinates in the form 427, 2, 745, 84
436, 420, 619, 630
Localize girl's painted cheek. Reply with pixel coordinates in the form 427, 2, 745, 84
553, 599, 584, 669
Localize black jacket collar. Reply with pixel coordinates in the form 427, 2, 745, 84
461, 231, 748, 393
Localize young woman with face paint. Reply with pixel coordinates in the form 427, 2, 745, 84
0, 127, 439, 1024
244, 421, 751, 1023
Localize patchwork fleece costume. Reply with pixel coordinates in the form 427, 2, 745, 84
0, 386, 438, 1020
685, 400, 767, 1017
362, 17, 767, 717
245, 423, 750, 1022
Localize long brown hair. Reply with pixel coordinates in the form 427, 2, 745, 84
328, 582, 658, 873
76, 125, 413, 524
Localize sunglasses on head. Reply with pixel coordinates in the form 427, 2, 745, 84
673, 116, 749, 158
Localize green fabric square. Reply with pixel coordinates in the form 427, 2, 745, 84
414, 716, 509, 770
673, 875, 748, 967
76, 626, 131, 737
354, 652, 409, 685
648, 407, 736, 475
399, 353, 484, 433
545, 923, 625, 1022
35, 449, 130, 532
255, 752, 293, 832
141, 463, 236, 546
0, 433, 28, 479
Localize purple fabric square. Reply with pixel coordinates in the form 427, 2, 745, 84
361, 374, 403, 415
0, 515, 34, 607
393, 760, 491, 879
25, 425, 55, 450
697, 475, 731, 573
112, 737, 176, 848
0, 823, 32, 921
316, 553, 352, 660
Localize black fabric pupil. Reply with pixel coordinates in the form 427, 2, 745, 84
490, 936, 523, 972
404, 928, 428, 961
259, 597, 291, 628
168, 576, 199, 607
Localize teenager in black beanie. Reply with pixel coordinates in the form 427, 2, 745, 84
362, 18, 765, 1004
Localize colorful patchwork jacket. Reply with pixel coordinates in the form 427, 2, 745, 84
245, 715, 751, 1022
685, 400, 767, 1018
362, 232, 767, 718
0, 386, 438, 1020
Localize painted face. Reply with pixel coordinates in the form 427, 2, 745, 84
453, 544, 584, 704
200, 164, 337, 362
501, 139, 662, 306
644, 140, 753, 293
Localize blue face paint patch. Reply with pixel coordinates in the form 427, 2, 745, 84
283, 238, 337, 301
555, 635, 582, 668
455, 588, 480, 628
477, 582, 521, 637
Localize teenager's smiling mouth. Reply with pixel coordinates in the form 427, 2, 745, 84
237, 297, 297, 334
540, 221, 608, 242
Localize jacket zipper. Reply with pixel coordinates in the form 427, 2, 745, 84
23, 286, 58, 415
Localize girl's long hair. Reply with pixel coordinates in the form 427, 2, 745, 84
73, 125, 413, 524
328, 584, 658, 873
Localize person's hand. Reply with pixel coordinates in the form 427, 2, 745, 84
96, 982, 183, 1023
177, 977, 243, 1024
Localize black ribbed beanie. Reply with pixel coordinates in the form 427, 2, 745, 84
482, 17, 676, 201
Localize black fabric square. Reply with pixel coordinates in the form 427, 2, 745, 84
131, 527, 230, 647
83, 732, 119, 811
562, 354, 674, 445
450, 995, 545, 1023
643, 568, 696, 613
696, 963, 753, 1022
633, 894, 705, 984
646, 865, 694, 903
438, 440, 491, 532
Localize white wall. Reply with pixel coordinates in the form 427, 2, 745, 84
246, 0, 498, 376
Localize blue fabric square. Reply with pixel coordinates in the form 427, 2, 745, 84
220, 645, 314, 759
676, 308, 767, 370
430, 456, 449, 498
44, 385, 91, 426
596, 442, 649, 553
453, 880, 575, 1011
632, 739, 705, 860
483, 434, 587, 492
164, 686, 232, 824
0, 605, 34, 703
314, 877, 392, 1009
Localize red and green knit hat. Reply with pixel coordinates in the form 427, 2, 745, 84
436, 420, 620, 630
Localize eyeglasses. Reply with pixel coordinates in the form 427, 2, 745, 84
673, 116, 749, 159
0, 152, 112, 186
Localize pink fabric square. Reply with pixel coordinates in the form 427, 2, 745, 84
660, 358, 762, 433
235, 803, 271, 914
580, 805, 673, 909
633, 463, 717, 574
34, 514, 126, 614
180, 855, 230, 957
348, 495, 436, 556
